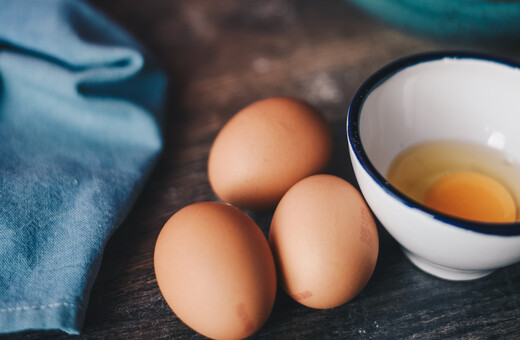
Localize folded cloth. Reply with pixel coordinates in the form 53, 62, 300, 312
0, 0, 166, 334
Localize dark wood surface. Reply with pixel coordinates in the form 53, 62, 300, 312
4, 1, 520, 339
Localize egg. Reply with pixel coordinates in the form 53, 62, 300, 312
154, 202, 277, 339
424, 171, 516, 223
269, 174, 378, 309
208, 97, 333, 211
386, 139, 520, 223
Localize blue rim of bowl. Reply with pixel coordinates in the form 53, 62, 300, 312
347, 50, 520, 236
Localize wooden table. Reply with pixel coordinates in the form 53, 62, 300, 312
4, 1, 520, 338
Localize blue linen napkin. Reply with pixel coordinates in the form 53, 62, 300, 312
0, 0, 166, 334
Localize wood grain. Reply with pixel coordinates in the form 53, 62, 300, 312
3, 0, 520, 339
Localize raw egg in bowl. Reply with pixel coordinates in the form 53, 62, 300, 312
347, 51, 520, 280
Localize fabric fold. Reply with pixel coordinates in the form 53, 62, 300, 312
0, 0, 167, 334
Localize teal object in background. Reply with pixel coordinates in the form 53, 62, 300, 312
350, 0, 520, 45
0, 0, 166, 335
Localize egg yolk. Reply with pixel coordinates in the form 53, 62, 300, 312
423, 171, 516, 223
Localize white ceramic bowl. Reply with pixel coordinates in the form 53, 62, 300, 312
347, 51, 520, 280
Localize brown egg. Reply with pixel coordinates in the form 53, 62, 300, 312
154, 202, 277, 339
269, 174, 378, 309
208, 97, 333, 211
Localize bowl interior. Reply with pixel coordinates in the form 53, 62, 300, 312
360, 57, 520, 189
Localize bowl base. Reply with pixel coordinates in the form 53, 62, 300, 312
402, 248, 494, 281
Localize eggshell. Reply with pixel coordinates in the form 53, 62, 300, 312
154, 202, 277, 339
269, 174, 378, 309
208, 97, 333, 211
